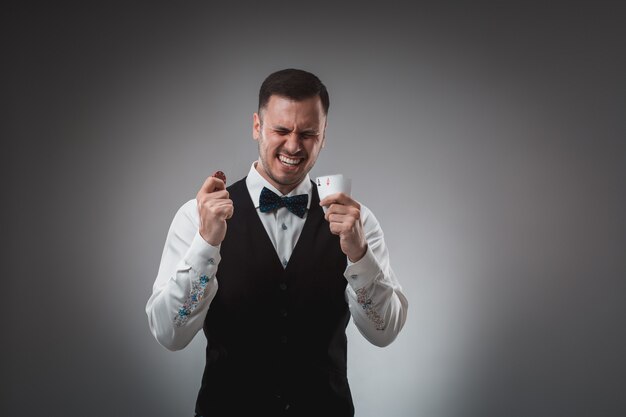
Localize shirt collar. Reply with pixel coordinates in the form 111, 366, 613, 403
246, 160, 312, 210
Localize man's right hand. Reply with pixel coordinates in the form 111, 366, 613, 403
196, 173, 234, 246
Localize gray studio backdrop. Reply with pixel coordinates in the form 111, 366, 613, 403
4, 2, 625, 417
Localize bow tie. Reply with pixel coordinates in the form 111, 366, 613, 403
259, 187, 309, 218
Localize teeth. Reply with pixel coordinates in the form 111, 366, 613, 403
278, 155, 302, 166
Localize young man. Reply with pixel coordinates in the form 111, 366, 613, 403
146, 68, 408, 416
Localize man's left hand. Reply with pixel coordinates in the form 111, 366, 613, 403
320, 193, 367, 263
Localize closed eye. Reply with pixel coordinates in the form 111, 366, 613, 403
272, 127, 318, 138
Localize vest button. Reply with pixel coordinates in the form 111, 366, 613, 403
279, 282, 287, 291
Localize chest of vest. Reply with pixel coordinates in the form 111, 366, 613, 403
195, 178, 354, 416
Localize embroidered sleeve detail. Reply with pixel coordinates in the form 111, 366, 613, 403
356, 287, 385, 330
174, 274, 211, 327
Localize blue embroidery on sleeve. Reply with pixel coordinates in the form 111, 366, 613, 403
174, 274, 211, 327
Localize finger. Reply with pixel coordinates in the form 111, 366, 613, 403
199, 197, 233, 211
328, 221, 342, 235
319, 192, 359, 208
212, 199, 233, 210
327, 213, 351, 224
199, 175, 226, 194
197, 189, 230, 204
223, 204, 234, 219
198, 199, 233, 218
213, 203, 234, 219
328, 215, 359, 233
207, 190, 230, 200
325, 203, 353, 216
325, 205, 359, 222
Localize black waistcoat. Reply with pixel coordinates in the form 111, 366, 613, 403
195, 178, 354, 417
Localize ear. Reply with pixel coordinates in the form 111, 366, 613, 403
252, 112, 261, 141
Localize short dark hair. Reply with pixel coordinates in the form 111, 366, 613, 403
258, 68, 329, 116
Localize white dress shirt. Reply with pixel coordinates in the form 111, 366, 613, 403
146, 161, 408, 351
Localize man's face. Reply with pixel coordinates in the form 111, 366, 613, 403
253, 95, 327, 194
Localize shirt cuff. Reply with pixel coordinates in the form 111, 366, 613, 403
183, 231, 222, 273
344, 244, 382, 290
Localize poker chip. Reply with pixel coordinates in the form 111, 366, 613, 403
212, 170, 226, 184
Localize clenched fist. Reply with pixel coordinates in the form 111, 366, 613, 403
196, 171, 234, 246
319, 192, 368, 263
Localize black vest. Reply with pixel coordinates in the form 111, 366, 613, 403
195, 178, 355, 417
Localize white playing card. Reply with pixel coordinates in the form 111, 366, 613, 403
315, 174, 352, 213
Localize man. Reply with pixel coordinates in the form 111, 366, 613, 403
146, 68, 408, 416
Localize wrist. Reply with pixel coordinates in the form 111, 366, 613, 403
348, 243, 367, 263
200, 229, 221, 247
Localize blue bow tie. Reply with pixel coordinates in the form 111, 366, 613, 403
259, 187, 309, 218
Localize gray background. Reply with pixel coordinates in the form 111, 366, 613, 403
4, 1, 626, 416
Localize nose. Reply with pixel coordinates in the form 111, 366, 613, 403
282, 132, 301, 154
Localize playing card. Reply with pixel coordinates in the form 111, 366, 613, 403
315, 174, 352, 213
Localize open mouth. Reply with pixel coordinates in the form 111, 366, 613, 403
277, 154, 304, 167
